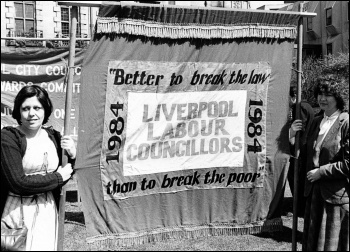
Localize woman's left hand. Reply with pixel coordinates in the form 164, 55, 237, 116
307, 168, 321, 183
61, 135, 76, 159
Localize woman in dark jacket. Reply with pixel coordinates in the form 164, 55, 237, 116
290, 75, 349, 251
1, 85, 75, 251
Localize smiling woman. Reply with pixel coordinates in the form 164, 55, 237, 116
18, 96, 46, 135
314, 78, 346, 116
290, 75, 349, 251
1, 85, 76, 251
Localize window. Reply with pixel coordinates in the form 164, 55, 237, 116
60, 6, 81, 37
307, 18, 312, 31
14, 1, 35, 37
326, 8, 332, 26
61, 7, 70, 37
326, 43, 332, 55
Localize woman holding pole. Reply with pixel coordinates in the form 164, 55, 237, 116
1, 85, 75, 251
290, 75, 349, 251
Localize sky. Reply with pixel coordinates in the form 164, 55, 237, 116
249, 1, 284, 9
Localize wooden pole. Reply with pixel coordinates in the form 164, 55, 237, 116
89, 7, 94, 38
57, 5, 78, 251
292, 2, 304, 251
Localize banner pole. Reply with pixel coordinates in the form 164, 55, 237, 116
292, 2, 304, 251
57, 5, 78, 251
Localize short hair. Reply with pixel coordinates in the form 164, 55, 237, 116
314, 75, 347, 112
12, 85, 53, 125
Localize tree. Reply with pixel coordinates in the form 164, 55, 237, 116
323, 53, 349, 111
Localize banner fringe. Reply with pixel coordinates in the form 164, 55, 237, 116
87, 218, 283, 250
96, 18, 297, 39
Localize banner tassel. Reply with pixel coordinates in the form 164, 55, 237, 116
96, 18, 297, 40
87, 218, 283, 250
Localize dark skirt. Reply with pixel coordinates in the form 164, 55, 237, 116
302, 183, 349, 251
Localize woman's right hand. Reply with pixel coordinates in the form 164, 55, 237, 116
290, 119, 303, 138
56, 163, 73, 182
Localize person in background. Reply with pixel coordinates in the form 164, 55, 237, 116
290, 76, 349, 251
1, 85, 75, 251
288, 86, 315, 217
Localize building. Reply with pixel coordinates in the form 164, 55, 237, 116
2, 1, 347, 58
1, 1, 100, 47
280, 1, 349, 58
1, 1, 250, 47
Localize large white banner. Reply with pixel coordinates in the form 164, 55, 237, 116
100, 60, 270, 199
124, 91, 247, 176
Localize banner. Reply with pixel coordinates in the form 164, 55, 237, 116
1, 47, 85, 142
76, 4, 300, 249
101, 61, 270, 200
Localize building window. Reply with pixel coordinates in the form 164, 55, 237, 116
326, 8, 332, 26
60, 6, 81, 37
326, 43, 332, 55
307, 18, 312, 31
61, 7, 70, 37
14, 1, 36, 37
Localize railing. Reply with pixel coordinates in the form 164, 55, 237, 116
2, 32, 90, 48
8, 30, 44, 38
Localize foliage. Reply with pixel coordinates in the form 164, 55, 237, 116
291, 52, 349, 109
324, 52, 350, 75
291, 56, 324, 107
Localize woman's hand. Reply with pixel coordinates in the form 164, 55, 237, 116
56, 163, 73, 182
61, 135, 76, 159
307, 168, 321, 183
290, 119, 303, 138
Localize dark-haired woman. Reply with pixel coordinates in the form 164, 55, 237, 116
1, 85, 75, 251
290, 76, 349, 251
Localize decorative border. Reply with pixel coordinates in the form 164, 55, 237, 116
96, 18, 297, 39
87, 218, 283, 249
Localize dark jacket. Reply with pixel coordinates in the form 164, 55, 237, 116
291, 101, 315, 146
301, 112, 349, 204
1, 126, 74, 217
